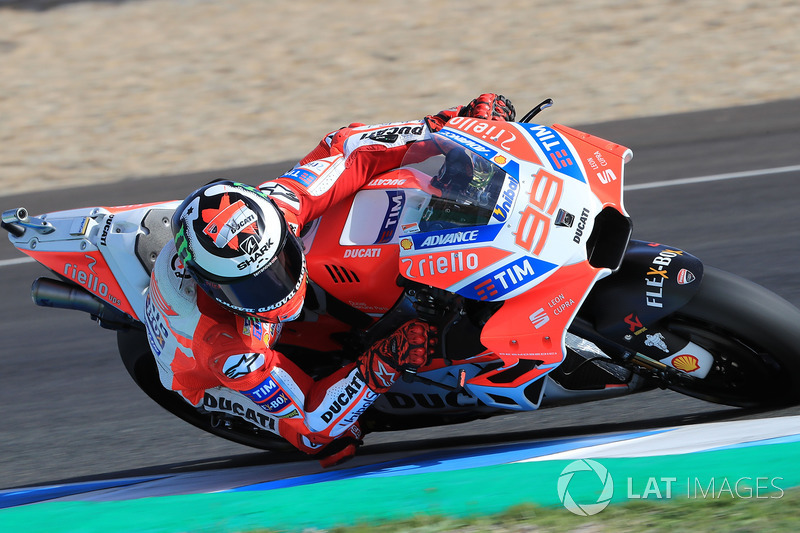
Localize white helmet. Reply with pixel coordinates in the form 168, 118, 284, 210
171, 181, 307, 322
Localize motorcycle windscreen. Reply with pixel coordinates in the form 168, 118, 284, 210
399, 135, 508, 232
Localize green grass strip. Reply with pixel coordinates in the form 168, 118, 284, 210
2, 441, 799, 533
325, 487, 800, 533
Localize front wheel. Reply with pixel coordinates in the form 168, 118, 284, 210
664, 266, 800, 407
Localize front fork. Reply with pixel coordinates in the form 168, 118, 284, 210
568, 317, 708, 390
575, 240, 718, 383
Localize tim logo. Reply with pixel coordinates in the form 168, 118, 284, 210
521, 124, 584, 182
375, 191, 405, 244
549, 149, 574, 169
283, 168, 318, 186
473, 278, 499, 301
459, 255, 555, 302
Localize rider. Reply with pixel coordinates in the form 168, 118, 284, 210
144, 94, 516, 466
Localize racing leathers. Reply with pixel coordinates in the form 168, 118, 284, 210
143, 94, 515, 464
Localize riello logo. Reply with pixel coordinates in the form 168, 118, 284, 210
63, 255, 121, 305
401, 251, 479, 280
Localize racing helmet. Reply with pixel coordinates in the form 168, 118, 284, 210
171, 180, 307, 322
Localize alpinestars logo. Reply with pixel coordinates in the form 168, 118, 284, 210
374, 360, 397, 389
223, 353, 265, 379
261, 183, 300, 207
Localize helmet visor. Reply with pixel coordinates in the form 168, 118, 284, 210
196, 231, 306, 315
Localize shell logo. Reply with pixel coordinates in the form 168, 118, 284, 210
671, 354, 700, 372
493, 155, 508, 165
400, 238, 413, 251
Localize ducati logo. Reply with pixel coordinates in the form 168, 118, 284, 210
170, 254, 191, 279
201, 194, 259, 250
677, 269, 696, 285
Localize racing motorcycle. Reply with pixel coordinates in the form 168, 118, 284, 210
5, 100, 800, 452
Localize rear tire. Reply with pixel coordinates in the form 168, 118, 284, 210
665, 266, 800, 407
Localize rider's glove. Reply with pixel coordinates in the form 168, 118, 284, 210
460, 93, 516, 122
424, 105, 461, 133
424, 93, 516, 132
358, 320, 436, 394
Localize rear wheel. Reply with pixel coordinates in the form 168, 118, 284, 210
664, 267, 800, 407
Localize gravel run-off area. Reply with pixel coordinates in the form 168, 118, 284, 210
0, 0, 798, 197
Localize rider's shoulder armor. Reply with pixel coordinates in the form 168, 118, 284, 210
149, 240, 203, 338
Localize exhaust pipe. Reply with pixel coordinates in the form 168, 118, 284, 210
1, 208, 27, 237
32, 278, 139, 330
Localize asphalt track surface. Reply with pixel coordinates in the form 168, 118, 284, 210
2, 99, 800, 490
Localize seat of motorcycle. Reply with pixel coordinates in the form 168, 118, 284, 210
135, 208, 177, 276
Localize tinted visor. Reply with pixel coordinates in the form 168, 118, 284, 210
196, 231, 305, 315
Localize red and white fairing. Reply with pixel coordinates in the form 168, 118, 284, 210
300, 118, 632, 410
438, 119, 631, 404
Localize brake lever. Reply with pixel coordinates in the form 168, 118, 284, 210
401, 367, 467, 392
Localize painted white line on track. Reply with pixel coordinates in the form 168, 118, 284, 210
624, 164, 800, 191
0, 256, 34, 267
1, 164, 798, 269
2, 415, 797, 506
517, 415, 800, 462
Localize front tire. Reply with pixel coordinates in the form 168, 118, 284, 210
665, 266, 800, 407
